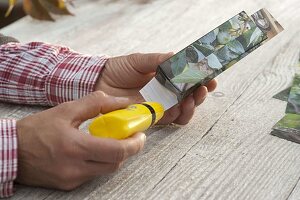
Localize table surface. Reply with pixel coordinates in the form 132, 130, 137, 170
1, 0, 300, 199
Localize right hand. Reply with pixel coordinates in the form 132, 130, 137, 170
16, 91, 146, 190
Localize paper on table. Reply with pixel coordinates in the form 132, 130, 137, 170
273, 87, 291, 101
271, 56, 300, 143
286, 74, 300, 114
271, 113, 300, 144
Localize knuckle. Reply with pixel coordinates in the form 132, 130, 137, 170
91, 90, 107, 98
109, 162, 123, 173
86, 91, 107, 102
90, 90, 109, 104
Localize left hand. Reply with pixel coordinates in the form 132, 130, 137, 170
95, 53, 217, 125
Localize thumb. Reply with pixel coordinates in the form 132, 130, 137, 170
70, 91, 132, 122
128, 52, 174, 74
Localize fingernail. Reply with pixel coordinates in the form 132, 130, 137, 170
203, 87, 208, 99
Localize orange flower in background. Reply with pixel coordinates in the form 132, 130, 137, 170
5, 0, 73, 21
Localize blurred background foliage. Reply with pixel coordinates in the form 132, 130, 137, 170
1, 0, 73, 28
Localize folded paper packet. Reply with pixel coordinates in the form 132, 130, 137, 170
140, 8, 283, 110
271, 113, 300, 144
273, 87, 291, 101
271, 73, 300, 144
286, 74, 300, 115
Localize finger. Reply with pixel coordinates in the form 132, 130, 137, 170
81, 132, 146, 163
70, 91, 132, 122
157, 104, 181, 125
174, 95, 195, 125
193, 86, 208, 106
57, 160, 125, 188
96, 82, 144, 97
205, 79, 218, 92
128, 52, 174, 74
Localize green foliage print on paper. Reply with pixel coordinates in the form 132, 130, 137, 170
227, 40, 245, 54
217, 31, 234, 45
206, 54, 223, 70
286, 74, 300, 114
192, 12, 255, 57
239, 26, 265, 50
193, 42, 215, 57
171, 56, 218, 85
186, 45, 205, 63
171, 65, 208, 84
186, 46, 199, 63
162, 11, 267, 88
276, 114, 300, 130
214, 25, 265, 70
200, 30, 217, 45
218, 12, 253, 42
247, 27, 265, 47
215, 45, 239, 66
170, 50, 188, 76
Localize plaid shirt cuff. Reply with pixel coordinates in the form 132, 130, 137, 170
0, 119, 17, 198
0, 42, 108, 106
45, 48, 108, 105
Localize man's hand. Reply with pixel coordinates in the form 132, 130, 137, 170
16, 91, 146, 190
95, 53, 217, 125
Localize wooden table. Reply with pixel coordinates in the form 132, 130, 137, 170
1, 0, 300, 199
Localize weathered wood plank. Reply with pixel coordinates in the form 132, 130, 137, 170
86, 34, 300, 200
86, 1, 300, 199
145, 43, 300, 200
288, 178, 300, 200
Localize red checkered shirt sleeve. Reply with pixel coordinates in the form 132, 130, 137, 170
0, 42, 108, 197
0, 42, 108, 106
0, 119, 17, 198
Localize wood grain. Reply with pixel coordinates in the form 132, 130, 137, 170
288, 178, 300, 200
1, 0, 300, 199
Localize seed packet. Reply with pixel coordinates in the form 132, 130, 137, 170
271, 61, 300, 143
286, 74, 300, 114
273, 87, 291, 102
140, 8, 283, 110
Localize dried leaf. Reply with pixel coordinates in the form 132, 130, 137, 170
23, 0, 54, 21
5, 0, 17, 17
39, 0, 73, 15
